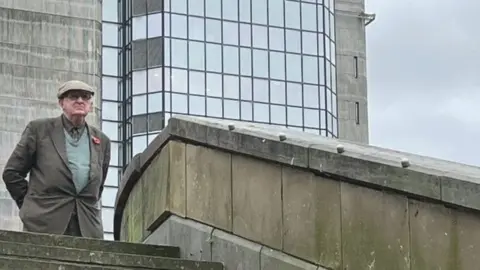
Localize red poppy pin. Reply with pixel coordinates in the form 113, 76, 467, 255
92, 136, 101, 145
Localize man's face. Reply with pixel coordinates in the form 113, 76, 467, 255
59, 90, 93, 117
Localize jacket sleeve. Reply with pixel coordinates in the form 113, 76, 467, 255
99, 137, 111, 198
2, 121, 37, 208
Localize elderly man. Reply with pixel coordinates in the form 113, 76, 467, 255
2, 80, 111, 239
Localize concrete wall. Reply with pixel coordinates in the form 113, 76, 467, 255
115, 116, 480, 270
0, 0, 102, 231
335, 0, 369, 143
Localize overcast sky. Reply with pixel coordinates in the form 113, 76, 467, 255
365, 0, 480, 166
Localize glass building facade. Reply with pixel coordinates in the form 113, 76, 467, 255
100, 0, 337, 239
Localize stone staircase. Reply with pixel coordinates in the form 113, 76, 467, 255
0, 230, 224, 269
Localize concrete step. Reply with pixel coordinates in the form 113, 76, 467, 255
0, 240, 224, 270
0, 230, 179, 258
0, 256, 136, 270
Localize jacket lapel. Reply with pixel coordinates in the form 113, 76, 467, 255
87, 125, 100, 182
50, 116, 70, 171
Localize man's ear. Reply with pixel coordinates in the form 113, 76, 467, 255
58, 99, 63, 108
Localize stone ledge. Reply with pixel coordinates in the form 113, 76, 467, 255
114, 115, 480, 240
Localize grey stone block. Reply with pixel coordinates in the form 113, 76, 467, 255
144, 216, 171, 245
260, 248, 318, 270
158, 215, 215, 262
441, 176, 480, 210
211, 229, 261, 270
0, 230, 180, 258
308, 147, 442, 199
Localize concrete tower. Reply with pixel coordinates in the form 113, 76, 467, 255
0, 1, 102, 231
335, 0, 375, 143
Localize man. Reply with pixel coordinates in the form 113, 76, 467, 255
2, 80, 111, 239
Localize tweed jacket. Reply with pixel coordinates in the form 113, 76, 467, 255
2, 116, 111, 239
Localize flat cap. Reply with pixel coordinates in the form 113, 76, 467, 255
57, 80, 95, 98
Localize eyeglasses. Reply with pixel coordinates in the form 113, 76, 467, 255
65, 92, 92, 101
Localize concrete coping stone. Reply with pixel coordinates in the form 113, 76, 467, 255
114, 115, 480, 240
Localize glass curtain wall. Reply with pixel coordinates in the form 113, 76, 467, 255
101, 0, 123, 240
100, 0, 337, 238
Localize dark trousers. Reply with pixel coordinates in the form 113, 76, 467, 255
64, 211, 82, 237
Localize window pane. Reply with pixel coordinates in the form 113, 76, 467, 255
102, 121, 118, 141
102, 48, 118, 76
101, 187, 117, 207
240, 23, 251, 47
102, 208, 115, 233
189, 71, 205, 95
287, 107, 302, 126
103, 23, 118, 46
148, 93, 162, 112
189, 17, 205, 41
269, 51, 285, 80
148, 13, 162, 38
133, 135, 148, 155
223, 46, 239, 74
303, 56, 318, 84
189, 0, 204, 16
240, 48, 252, 76
268, 0, 284, 27
303, 84, 319, 108
253, 103, 269, 122
285, 1, 300, 29
302, 31, 317, 55
172, 93, 188, 113
103, 0, 118, 22
286, 30, 301, 53
252, 0, 267, 25
301, 3, 316, 31
132, 70, 147, 95
286, 82, 302, 106
171, 0, 187, 13
253, 79, 268, 102
171, 69, 188, 93
102, 76, 118, 100
252, 50, 268, 78
206, 0, 221, 18
206, 43, 222, 72
269, 27, 284, 51
189, 41, 205, 70
132, 94, 147, 115
240, 77, 252, 100
102, 101, 119, 121
270, 81, 285, 105
206, 19, 221, 42
148, 68, 162, 92
223, 21, 239, 45
133, 16, 146, 40
206, 73, 222, 97
241, 101, 252, 120
270, 105, 286, 124
171, 14, 187, 38
104, 168, 119, 187
224, 75, 239, 99
239, 0, 251, 22
223, 0, 238, 21
304, 108, 319, 128
252, 25, 268, 49
224, 100, 240, 119
286, 54, 301, 82
171, 39, 187, 68
207, 97, 222, 117
189, 95, 206, 115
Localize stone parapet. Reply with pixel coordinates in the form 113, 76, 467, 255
115, 115, 480, 270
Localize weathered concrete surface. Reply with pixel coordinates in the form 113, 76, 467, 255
145, 215, 322, 270
0, 230, 180, 258
116, 115, 480, 270
0, 229, 224, 270
0, 0, 101, 231
335, 0, 370, 143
